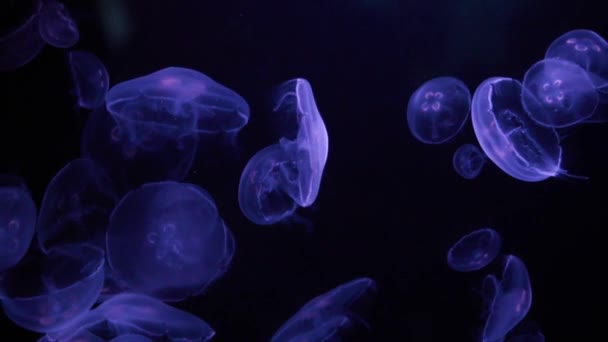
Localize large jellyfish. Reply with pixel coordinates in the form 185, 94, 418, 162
0, 243, 105, 333
105, 66, 250, 140
106, 181, 235, 301
271, 277, 377, 342
41, 293, 215, 342
521, 58, 598, 128
238, 78, 329, 226
471, 77, 576, 182
482, 255, 533, 341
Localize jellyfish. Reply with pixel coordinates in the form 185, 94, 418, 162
105, 66, 249, 142
81, 107, 198, 194
0, 243, 105, 333
471, 77, 578, 182
238, 78, 329, 226
271, 277, 377, 342
521, 58, 598, 128
42, 293, 215, 342
447, 228, 501, 272
238, 144, 299, 225
0, 1, 45, 71
106, 181, 235, 301
407, 76, 471, 144
452, 143, 487, 179
36, 158, 118, 253
0, 175, 37, 272
545, 29, 608, 98
482, 255, 533, 341
67, 51, 110, 110
37, 0, 79, 48
270, 78, 329, 207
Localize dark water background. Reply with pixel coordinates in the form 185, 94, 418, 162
1, 0, 607, 340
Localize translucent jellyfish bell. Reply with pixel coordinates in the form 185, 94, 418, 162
407, 76, 471, 144
36, 158, 118, 252
43, 293, 215, 342
105, 66, 250, 139
545, 29, 608, 97
238, 144, 298, 226
0, 175, 37, 272
81, 107, 199, 194
0, 1, 45, 71
447, 228, 501, 272
106, 181, 235, 301
482, 255, 533, 342
271, 277, 377, 342
471, 77, 576, 182
521, 58, 598, 127
452, 143, 487, 179
67, 51, 110, 110
271, 78, 329, 207
37, 0, 79, 48
0, 243, 105, 333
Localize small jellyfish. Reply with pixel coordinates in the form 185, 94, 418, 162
238, 145, 301, 225
0, 175, 37, 272
452, 143, 487, 179
106, 181, 235, 301
407, 76, 471, 144
43, 293, 215, 342
271, 277, 377, 342
38, 0, 79, 48
545, 29, 608, 98
521, 58, 598, 128
105, 66, 250, 140
447, 228, 501, 272
471, 77, 578, 182
482, 255, 533, 342
0, 243, 105, 333
36, 158, 118, 252
0, 1, 45, 71
67, 51, 110, 110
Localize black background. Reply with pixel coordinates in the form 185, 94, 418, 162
1, 0, 607, 340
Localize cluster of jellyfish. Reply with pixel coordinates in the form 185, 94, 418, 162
446, 228, 544, 342
407, 29, 608, 182
0, 1, 377, 341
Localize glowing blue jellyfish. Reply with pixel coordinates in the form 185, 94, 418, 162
42, 293, 215, 342
0, 1, 45, 71
482, 255, 533, 342
471, 77, 577, 182
238, 145, 298, 225
106, 181, 235, 301
447, 228, 501, 272
105, 66, 250, 140
545, 29, 608, 98
407, 76, 471, 144
453, 143, 487, 179
521, 59, 598, 127
271, 277, 377, 342
271, 78, 329, 207
36, 158, 118, 252
38, 0, 79, 48
0, 175, 36, 272
0, 243, 105, 333
67, 51, 110, 110
238, 78, 328, 226
81, 107, 198, 194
